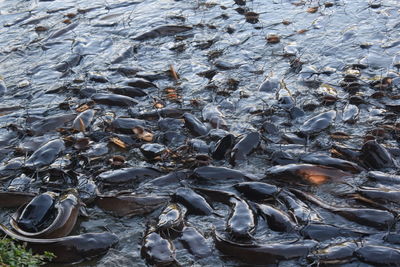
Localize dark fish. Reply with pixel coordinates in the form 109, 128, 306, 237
192, 166, 257, 185
211, 134, 235, 160
124, 78, 157, 89
87, 73, 108, 83
141, 232, 176, 266
11, 191, 80, 238
173, 187, 213, 215
183, 113, 208, 136
271, 150, 298, 165
234, 182, 280, 201
265, 164, 352, 185
95, 194, 168, 217
0, 224, 118, 263
97, 167, 162, 184
158, 118, 184, 131
140, 143, 166, 160
279, 190, 320, 224
255, 203, 297, 232
111, 117, 146, 134
109, 65, 141, 76
282, 133, 307, 145
90, 73, 108, 84
360, 140, 397, 169
192, 187, 237, 205
308, 242, 357, 265
356, 186, 400, 204
214, 232, 317, 265
355, 245, 400, 266
227, 198, 256, 239
385, 233, 400, 244
25, 139, 65, 170
30, 114, 76, 135
157, 203, 185, 238
143, 170, 191, 187
109, 86, 147, 97
368, 171, 400, 184
0, 191, 36, 208
136, 108, 186, 120
133, 25, 192, 40
78, 179, 97, 205
291, 189, 395, 230
300, 223, 370, 241
300, 153, 364, 173
179, 227, 211, 258
92, 93, 138, 106
230, 132, 260, 166
72, 109, 95, 131
299, 110, 336, 136
331, 144, 361, 163
188, 138, 209, 154
17, 192, 57, 232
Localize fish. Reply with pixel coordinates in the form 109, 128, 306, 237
133, 25, 192, 40
179, 227, 211, 258
230, 132, 260, 166
300, 223, 371, 241
192, 166, 257, 185
278, 190, 320, 224
300, 153, 364, 173
355, 245, 400, 266
360, 140, 397, 169
30, 114, 76, 135
0, 224, 118, 264
234, 182, 280, 201
95, 193, 168, 217
72, 109, 95, 132
299, 111, 336, 136
291, 189, 395, 230
156, 203, 185, 238
308, 242, 358, 265
24, 139, 65, 170
141, 231, 176, 266
226, 198, 256, 239
16, 192, 57, 233
183, 113, 208, 136
214, 231, 317, 264
265, 164, 352, 185
97, 167, 162, 184
92, 93, 138, 106
0, 191, 36, 208
173, 187, 214, 215
11, 190, 80, 238
255, 203, 297, 233
211, 134, 235, 160
356, 186, 400, 204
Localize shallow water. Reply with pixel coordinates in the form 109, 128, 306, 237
1, 0, 400, 266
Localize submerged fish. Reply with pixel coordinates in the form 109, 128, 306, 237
265, 164, 352, 185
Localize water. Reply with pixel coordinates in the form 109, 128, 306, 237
1, 0, 400, 266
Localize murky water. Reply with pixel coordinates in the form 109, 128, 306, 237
1, 0, 400, 266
